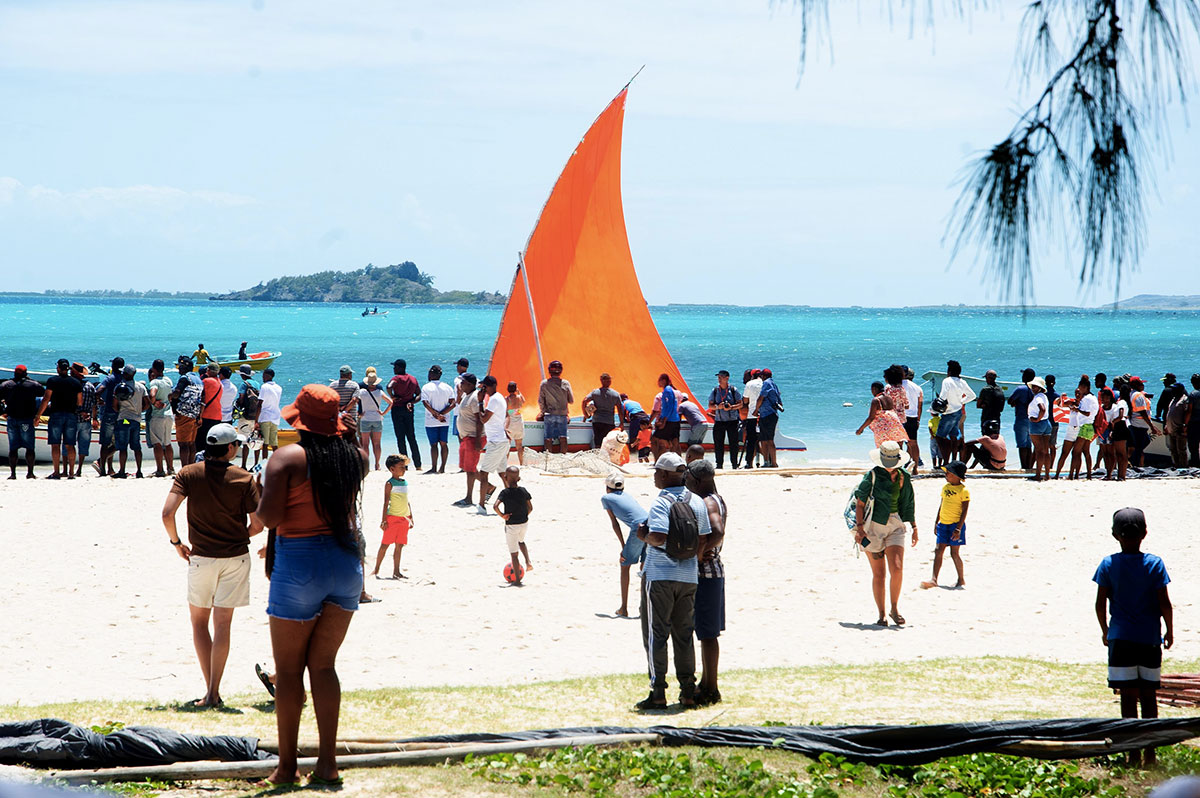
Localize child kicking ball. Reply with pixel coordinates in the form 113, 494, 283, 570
921, 460, 968, 589
493, 465, 533, 585
375, 454, 414, 579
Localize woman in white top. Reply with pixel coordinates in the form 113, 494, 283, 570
1026, 377, 1051, 481
1066, 376, 1098, 480
356, 367, 392, 470
1100, 388, 1130, 480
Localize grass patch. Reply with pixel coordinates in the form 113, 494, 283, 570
7, 658, 1200, 797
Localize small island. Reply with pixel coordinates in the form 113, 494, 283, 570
1100, 294, 1200, 311
209, 262, 505, 305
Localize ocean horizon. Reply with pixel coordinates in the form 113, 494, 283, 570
3, 295, 1196, 465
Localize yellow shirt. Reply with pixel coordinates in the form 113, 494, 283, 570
937, 482, 970, 524
928, 416, 940, 435
387, 477, 410, 517
192, 348, 212, 365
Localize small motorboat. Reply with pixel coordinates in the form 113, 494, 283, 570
361, 310, 389, 317
192, 351, 281, 372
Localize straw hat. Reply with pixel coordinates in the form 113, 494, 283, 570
869, 440, 912, 470
282, 384, 347, 437
364, 366, 379, 386
1030, 377, 1047, 391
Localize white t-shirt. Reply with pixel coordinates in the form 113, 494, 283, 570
421, 381, 454, 427
938, 376, 977, 414
357, 385, 385, 422
483, 392, 508, 443
219, 378, 236, 421
258, 381, 283, 423
1106, 399, 1129, 423
902, 379, 922, 418
744, 378, 763, 419
1028, 393, 1049, 422
1072, 393, 1099, 427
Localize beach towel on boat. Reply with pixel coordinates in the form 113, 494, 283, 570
0, 719, 270, 768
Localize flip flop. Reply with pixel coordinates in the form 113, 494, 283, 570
255, 663, 275, 697
359, 596, 382, 604
307, 775, 343, 788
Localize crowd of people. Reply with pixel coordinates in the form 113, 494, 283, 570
857, 362, 1200, 482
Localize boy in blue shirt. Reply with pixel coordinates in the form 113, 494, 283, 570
600, 471, 648, 618
1093, 507, 1174, 767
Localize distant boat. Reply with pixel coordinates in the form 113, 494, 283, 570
486, 80, 805, 454
196, 351, 281, 371
361, 310, 389, 317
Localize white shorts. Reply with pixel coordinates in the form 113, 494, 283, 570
864, 514, 908, 553
148, 416, 174, 447
1063, 424, 1080, 443
505, 523, 528, 554
480, 438, 510, 474
187, 553, 251, 609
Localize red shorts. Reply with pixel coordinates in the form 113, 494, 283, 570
383, 516, 409, 546
459, 438, 480, 472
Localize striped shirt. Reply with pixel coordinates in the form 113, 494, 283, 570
641, 487, 711, 584
77, 380, 98, 421
330, 379, 360, 420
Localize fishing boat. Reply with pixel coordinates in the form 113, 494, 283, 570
192, 351, 281, 372
486, 80, 805, 455
361, 309, 389, 317
0, 366, 102, 384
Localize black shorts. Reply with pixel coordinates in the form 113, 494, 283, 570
1111, 420, 1130, 443
652, 420, 680, 441
694, 576, 725, 640
758, 414, 779, 441
903, 417, 919, 439
1107, 639, 1162, 689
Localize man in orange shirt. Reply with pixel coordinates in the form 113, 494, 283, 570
1128, 377, 1157, 468
198, 364, 224, 450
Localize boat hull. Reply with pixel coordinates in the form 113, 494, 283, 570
508, 419, 805, 454
201, 352, 280, 372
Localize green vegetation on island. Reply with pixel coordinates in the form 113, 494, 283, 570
1102, 295, 1200, 311
209, 261, 505, 305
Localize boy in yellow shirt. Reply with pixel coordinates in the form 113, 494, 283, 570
921, 460, 969, 589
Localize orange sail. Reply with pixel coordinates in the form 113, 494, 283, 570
488, 86, 698, 420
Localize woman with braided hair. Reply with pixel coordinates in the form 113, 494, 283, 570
256, 384, 367, 788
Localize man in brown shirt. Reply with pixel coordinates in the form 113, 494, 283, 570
161, 423, 264, 708
537, 360, 574, 454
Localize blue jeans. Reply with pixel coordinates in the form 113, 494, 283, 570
47, 412, 79, 446
1013, 417, 1031, 449
543, 414, 568, 441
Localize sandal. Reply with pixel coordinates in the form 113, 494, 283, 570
875, 617, 888, 627
255, 663, 275, 697
890, 611, 906, 626
307, 775, 343, 788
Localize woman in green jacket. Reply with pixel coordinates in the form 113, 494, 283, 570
853, 441, 919, 626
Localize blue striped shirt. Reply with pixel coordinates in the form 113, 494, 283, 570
641, 487, 711, 584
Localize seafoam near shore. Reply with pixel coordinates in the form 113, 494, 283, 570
0, 467, 1196, 706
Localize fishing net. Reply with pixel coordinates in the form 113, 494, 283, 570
527, 449, 625, 476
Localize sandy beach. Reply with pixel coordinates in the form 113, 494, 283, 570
1, 465, 1196, 707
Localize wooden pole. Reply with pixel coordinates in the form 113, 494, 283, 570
53, 733, 661, 785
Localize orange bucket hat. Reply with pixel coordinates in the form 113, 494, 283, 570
281, 384, 346, 437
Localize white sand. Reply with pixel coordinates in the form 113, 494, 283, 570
0, 465, 1196, 705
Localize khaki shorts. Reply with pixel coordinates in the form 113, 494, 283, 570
504, 522, 528, 554
864, 513, 908, 553
148, 416, 174, 447
259, 421, 279, 447
187, 553, 251, 609
479, 438, 510, 474
175, 415, 198, 444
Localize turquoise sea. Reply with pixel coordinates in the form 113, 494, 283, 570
3, 296, 1198, 464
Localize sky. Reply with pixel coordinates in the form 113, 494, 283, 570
0, 0, 1196, 307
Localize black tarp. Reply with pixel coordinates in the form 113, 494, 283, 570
0, 719, 269, 769
399, 717, 1200, 766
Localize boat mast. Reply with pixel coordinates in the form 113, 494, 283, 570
517, 252, 546, 378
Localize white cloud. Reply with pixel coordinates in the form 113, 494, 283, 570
1, 177, 255, 218
0, 176, 19, 203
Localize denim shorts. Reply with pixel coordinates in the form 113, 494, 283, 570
6, 419, 35, 451
543, 414, 568, 440
1029, 418, 1052, 436
936, 409, 963, 440
359, 419, 382, 434
76, 420, 92, 458
267, 534, 362, 621
425, 424, 449, 445
47, 412, 79, 446
620, 532, 646, 567
114, 419, 142, 452
99, 413, 118, 448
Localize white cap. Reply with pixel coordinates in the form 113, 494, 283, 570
654, 452, 686, 472
604, 471, 625, 489
206, 423, 247, 446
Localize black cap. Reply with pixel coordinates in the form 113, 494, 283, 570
715, 370, 730, 377
481, 375, 498, 388
57, 358, 70, 367
942, 461, 968, 479
456, 357, 469, 368
1112, 507, 1147, 539
549, 360, 563, 369
391, 359, 406, 367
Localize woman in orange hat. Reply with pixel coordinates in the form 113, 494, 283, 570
256, 384, 367, 788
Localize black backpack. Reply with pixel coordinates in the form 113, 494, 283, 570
665, 492, 700, 561
235, 383, 262, 421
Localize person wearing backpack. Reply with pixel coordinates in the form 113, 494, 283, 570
235, 364, 262, 470
170, 357, 205, 468
633, 451, 713, 711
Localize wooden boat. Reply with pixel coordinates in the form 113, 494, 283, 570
0, 366, 101, 384
510, 418, 805, 454
486, 80, 805, 455
193, 351, 280, 372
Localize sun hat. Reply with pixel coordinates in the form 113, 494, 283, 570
869, 440, 912, 469
604, 471, 625, 489
239, 364, 253, 376
1112, 507, 1146, 539
364, 366, 379, 386
282, 384, 347, 437
654, 452, 686, 472
206, 422, 247, 446
942, 460, 968, 479
1030, 377, 1047, 391
71, 361, 88, 375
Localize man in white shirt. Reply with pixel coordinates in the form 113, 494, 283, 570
475, 375, 511, 514
218, 367, 237, 423
935, 360, 976, 461
257, 368, 283, 457
741, 369, 763, 469
421, 364, 455, 474
901, 366, 924, 473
